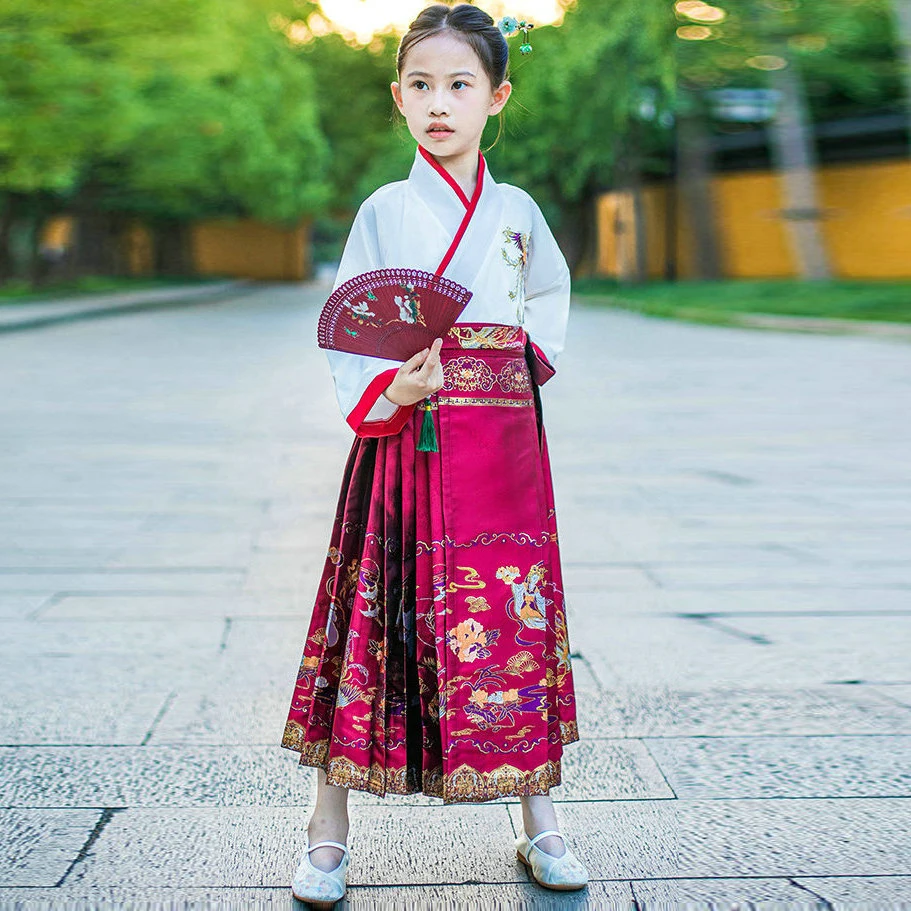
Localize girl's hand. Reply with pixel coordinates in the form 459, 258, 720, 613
383, 337, 444, 406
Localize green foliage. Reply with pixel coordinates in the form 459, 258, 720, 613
676, 0, 905, 120
0, 0, 329, 220
489, 0, 677, 220
0, 0, 905, 280
296, 32, 414, 210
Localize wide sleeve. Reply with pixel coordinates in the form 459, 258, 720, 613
522, 198, 571, 383
324, 197, 416, 436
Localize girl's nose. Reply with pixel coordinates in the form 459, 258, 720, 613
429, 93, 450, 116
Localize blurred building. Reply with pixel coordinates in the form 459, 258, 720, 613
598, 111, 911, 280
41, 217, 312, 282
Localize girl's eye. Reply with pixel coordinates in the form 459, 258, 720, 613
411, 80, 427, 90
452, 81, 467, 90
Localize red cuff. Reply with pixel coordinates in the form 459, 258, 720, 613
527, 341, 556, 386
346, 368, 416, 437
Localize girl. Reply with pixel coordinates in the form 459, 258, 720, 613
281, 4, 588, 905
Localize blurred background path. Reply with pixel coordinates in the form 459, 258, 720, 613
1, 286, 909, 909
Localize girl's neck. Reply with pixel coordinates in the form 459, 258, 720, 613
430, 147, 480, 200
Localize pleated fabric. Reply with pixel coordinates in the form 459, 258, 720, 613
281, 325, 578, 803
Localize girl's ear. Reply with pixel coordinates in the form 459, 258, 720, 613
391, 81, 405, 113
488, 80, 512, 116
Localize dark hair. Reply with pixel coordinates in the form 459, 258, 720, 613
396, 3, 510, 88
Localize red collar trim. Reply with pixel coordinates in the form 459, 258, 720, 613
433, 153, 486, 277
418, 146, 484, 211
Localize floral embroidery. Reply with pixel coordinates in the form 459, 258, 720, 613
394, 284, 425, 325
346, 300, 376, 324
447, 618, 501, 662
443, 356, 497, 392
502, 227, 531, 323
496, 360, 532, 394
441, 357, 531, 395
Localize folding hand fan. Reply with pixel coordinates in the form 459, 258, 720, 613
317, 268, 473, 361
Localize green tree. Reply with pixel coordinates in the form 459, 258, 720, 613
488, 0, 676, 276
295, 30, 414, 211
677, 0, 904, 280
0, 0, 329, 283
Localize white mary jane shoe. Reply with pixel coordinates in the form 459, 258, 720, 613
290, 840, 350, 909
516, 829, 589, 892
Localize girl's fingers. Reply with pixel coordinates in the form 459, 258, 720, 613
418, 338, 443, 378
402, 347, 430, 373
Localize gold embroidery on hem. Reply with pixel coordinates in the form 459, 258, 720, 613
437, 396, 533, 408
281, 731, 578, 802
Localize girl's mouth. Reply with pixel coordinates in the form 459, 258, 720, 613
427, 123, 454, 138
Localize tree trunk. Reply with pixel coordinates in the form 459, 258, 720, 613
664, 179, 678, 282
152, 218, 195, 277
557, 191, 600, 279
26, 204, 52, 289
890, 0, 911, 155
0, 193, 21, 284
676, 105, 723, 280
71, 186, 114, 278
766, 48, 832, 280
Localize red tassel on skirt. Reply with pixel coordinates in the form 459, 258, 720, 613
281, 324, 579, 803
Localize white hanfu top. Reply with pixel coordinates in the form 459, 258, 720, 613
326, 145, 571, 436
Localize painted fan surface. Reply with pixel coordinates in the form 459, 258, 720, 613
317, 268, 473, 361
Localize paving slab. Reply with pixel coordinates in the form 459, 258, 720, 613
697, 614, 911, 684
0, 281, 248, 332
0, 808, 103, 887
793, 875, 911, 907
66, 805, 523, 888
40, 593, 310, 620
0, 653, 174, 745
0, 619, 223, 658
630, 876, 818, 908
2, 284, 911, 903
507, 798, 911, 879
575, 686, 911, 738
147, 683, 301, 746
644, 735, 911, 798
874, 685, 911, 708
0, 570, 246, 594
0, 594, 51, 620
0, 882, 636, 910
0, 746, 310, 809
572, 611, 911, 689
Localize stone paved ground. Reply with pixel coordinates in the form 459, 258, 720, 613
0, 283, 909, 910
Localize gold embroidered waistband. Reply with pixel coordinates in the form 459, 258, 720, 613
447, 324, 526, 350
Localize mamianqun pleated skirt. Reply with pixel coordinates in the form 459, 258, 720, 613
281, 324, 579, 804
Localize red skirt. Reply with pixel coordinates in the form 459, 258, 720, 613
281, 324, 579, 803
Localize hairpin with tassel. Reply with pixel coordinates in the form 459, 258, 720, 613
498, 15, 535, 54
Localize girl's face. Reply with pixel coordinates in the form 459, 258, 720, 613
391, 31, 511, 161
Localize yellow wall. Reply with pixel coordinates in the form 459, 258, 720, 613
192, 218, 310, 281
596, 158, 911, 280
820, 160, 911, 279
42, 216, 311, 281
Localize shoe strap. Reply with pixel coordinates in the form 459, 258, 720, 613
307, 840, 349, 857
528, 829, 564, 851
